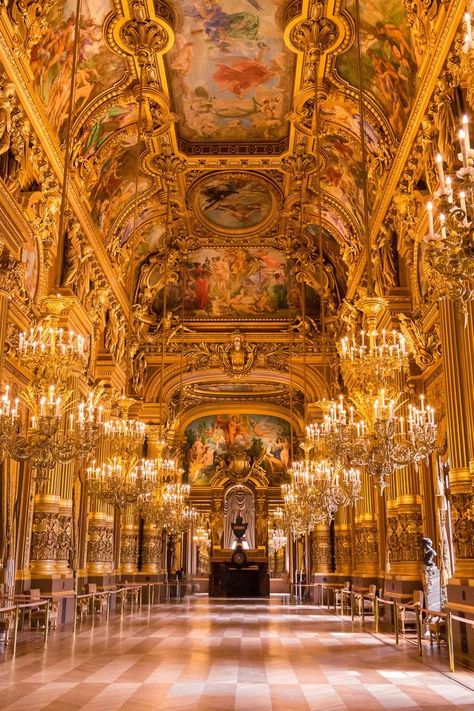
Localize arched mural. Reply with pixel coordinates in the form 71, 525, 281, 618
184, 413, 291, 486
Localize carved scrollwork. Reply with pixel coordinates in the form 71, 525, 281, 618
354, 525, 379, 566
450, 494, 474, 560
120, 17, 168, 63
387, 513, 423, 563
289, 4, 339, 64
87, 524, 113, 563
398, 313, 440, 369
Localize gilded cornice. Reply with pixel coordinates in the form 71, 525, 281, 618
0, 175, 33, 254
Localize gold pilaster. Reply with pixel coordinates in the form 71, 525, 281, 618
86, 511, 113, 575
312, 524, 330, 575
439, 299, 474, 578
120, 507, 139, 575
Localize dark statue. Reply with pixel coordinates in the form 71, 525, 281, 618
231, 515, 248, 542
422, 537, 437, 567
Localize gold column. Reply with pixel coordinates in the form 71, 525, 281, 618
312, 524, 331, 576
141, 521, 162, 574
120, 506, 139, 576
86, 509, 113, 575
0, 255, 20, 589
30, 493, 62, 577
439, 299, 474, 578
334, 507, 352, 578
146, 423, 166, 459
353, 470, 379, 580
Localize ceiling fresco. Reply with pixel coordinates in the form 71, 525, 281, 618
165, 0, 296, 150
140, 246, 321, 320
336, 0, 418, 140
189, 171, 281, 234
19, 0, 421, 271
13, 0, 423, 326
30, 0, 129, 140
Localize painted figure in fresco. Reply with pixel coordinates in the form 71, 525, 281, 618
202, 181, 238, 209
191, 260, 212, 310
185, 415, 291, 486
184, 0, 261, 51
83, 103, 136, 159
213, 45, 280, 98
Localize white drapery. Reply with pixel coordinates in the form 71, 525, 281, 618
223, 485, 255, 549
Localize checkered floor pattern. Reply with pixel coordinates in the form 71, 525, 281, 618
0, 597, 472, 710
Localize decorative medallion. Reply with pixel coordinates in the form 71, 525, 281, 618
189, 172, 281, 235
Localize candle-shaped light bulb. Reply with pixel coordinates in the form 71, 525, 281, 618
459, 129, 468, 169
465, 11, 472, 39
463, 114, 471, 152
426, 202, 434, 239
446, 176, 453, 203
436, 153, 446, 191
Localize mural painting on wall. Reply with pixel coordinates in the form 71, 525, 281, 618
29, 0, 127, 138
336, 0, 417, 139
319, 132, 364, 228
21, 234, 39, 302
194, 173, 275, 231
185, 414, 291, 486
89, 141, 152, 236
165, 247, 318, 319
79, 101, 139, 163
166, 0, 295, 143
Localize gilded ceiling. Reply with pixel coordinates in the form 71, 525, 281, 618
0, 0, 464, 422
10, 0, 420, 303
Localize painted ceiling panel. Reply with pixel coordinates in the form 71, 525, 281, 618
30, 0, 128, 140
165, 0, 296, 150
336, 0, 418, 139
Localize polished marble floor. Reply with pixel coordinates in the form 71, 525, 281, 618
0, 597, 473, 710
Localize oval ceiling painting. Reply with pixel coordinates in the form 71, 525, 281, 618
190, 172, 279, 234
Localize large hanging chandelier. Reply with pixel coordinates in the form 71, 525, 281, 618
281, 451, 361, 537
424, 114, 474, 311
350, 391, 436, 490
161, 482, 196, 536
0, 328, 102, 486
268, 525, 287, 555
339, 303, 409, 395
86, 456, 159, 508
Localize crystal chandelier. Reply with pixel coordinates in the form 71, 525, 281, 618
0, 385, 20, 454
281, 450, 361, 537
18, 323, 87, 384
424, 115, 474, 311
306, 395, 367, 466
1, 381, 102, 486
193, 522, 211, 550
86, 456, 160, 508
268, 525, 287, 554
161, 482, 196, 536
339, 297, 409, 395
345, 390, 436, 490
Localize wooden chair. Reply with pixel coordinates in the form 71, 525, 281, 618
335, 581, 351, 610
398, 590, 424, 634
76, 596, 89, 623
87, 584, 108, 616
358, 584, 377, 615
29, 589, 59, 630
426, 612, 446, 646
0, 610, 15, 647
